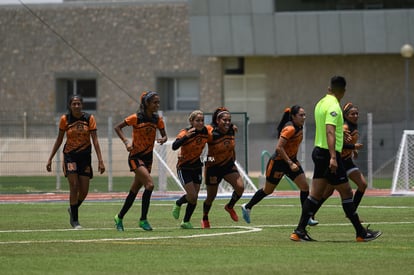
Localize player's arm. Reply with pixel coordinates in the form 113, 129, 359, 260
46, 129, 65, 172
276, 137, 298, 172
90, 130, 105, 174
157, 128, 168, 145
114, 120, 132, 151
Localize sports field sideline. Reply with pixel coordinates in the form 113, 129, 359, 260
0, 188, 392, 203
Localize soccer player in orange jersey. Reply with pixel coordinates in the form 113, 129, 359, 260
46, 95, 105, 229
113, 91, 167, 231
241, 106, 315, 225
201, 107, 244, 228
171, 110, 209, 229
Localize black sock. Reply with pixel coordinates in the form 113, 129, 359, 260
203, 202, 212, 220
140, 189, 152, 221
227, 191, 241, 208
70, 204, 78, 222
300, 191, 309, 207
76, 199, 84, 208
176, 195, 188, 206
353, 190, 365, 210
246, 189, 267, 209
118, 190, 137, 219
312, 197, 326, 217
183, 202, 196, 223
297, 197, 318, 231
342, 198, 365, 236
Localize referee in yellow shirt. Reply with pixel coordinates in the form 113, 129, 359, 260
290, 76, 382, 242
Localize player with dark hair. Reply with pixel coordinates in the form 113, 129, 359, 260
113, 91, 167, 231
241, 106, 317, 225
171, 110, 209, 229
290, 76, 381, 242
46, 95, 105, 229
201, 107, 244, 228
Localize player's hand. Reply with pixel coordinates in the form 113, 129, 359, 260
290, 162, 299, 172
187, 128, 196, 138
157, 136, 168, 145
98, 160, 105, 174
46, 160, 52, 172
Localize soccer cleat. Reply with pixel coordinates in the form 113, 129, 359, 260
224, 204, 239, 222
172, 204, 181, 220
308, 217, 319, 226
72, 221, 82, 230
180, 221, 193, 229
139, 220, 153, 231
356, 225, 382, 242
114, 214, 124, 232
241, 203, 251, 224
201, 219, 210, 229
290, 229, 316, 242
67, 207, 74, 228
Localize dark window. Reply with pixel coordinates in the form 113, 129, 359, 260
56, 76, 97, 113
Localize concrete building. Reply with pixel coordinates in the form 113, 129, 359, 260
1, 0, 413, 174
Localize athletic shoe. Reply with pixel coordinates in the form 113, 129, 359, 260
67, 207, 74, 228
356, 225, 382, 242
308, 217, 319, 226
180, 221, 193, 229
241, 203, 251, 224
72, 221, 82, 230
201, 219, 210, 229
139, 220, 153, 231
172, 204, 181, 220
114, 214, 124, 232
224, 204, 239, 222
290, 229, 316, 242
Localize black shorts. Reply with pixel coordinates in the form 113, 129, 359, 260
312, 147, 348, 185
177, 167, 202, 185
205, 160, 239, 186
265, 158, 304, 185
63, 153, 93, 179
342, 157, 359, 175
128, 153, 153, 173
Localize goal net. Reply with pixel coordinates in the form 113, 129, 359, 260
391, 130, 414, 195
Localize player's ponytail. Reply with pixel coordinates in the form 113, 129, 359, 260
276, 105, 301, 138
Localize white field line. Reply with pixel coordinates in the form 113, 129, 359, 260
0, 225, 262, 244
1, 221, 414, 245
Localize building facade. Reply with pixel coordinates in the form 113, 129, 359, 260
1, 0, 413, 174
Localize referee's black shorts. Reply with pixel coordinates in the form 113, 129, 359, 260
312, 147, 348, 185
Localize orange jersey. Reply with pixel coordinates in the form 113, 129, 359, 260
275, 122, 303, 160
59, 113, 96, 155
124, 112, 165, 156
175, 127, 209, 169
342, 121, 359, 159
205, 125, 236, 168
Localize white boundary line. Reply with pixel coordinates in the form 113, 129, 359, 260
1, 221, 414, 245
0, 225, 262, 245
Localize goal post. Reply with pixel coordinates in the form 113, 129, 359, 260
391, 130, 414, 195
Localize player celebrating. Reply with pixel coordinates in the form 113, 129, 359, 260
201, 107, 244, 228
171, 110, 209, 229
241, 106, 317, 226
113, 91, 167, 231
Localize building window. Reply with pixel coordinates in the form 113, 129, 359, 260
224, 57, 244, 75
55, 75, 97, 113
156, 76, 199, 111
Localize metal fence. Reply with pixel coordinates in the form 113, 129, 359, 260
0, 112, 404, 191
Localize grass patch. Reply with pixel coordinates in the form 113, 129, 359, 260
0, 197, 413, 274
